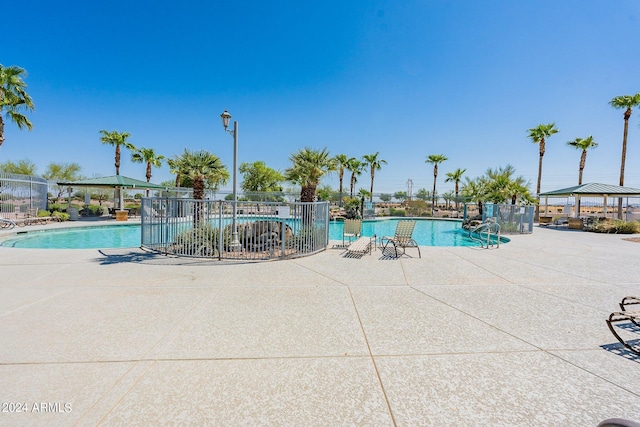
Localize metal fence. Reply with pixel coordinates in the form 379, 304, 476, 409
141, 198, 330, 261
464, 203, 535, 234
0, 172, 48, 220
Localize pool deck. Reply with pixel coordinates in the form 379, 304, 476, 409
0, 221, 639, 426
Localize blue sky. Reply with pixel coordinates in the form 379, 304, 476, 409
3, 0, 640, 196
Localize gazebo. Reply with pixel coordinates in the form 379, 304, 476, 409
56, 175, 166, 219
539, 182, 640, 221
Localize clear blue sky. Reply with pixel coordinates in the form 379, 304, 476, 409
3, 0, 640, 196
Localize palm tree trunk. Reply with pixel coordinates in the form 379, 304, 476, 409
618, 109, 631, 219
0, 116, 4, 147
338, 169, 344, 207
577, 150, 587, 215
115, 145, 121, 175
370, 170, 375, 202
535, 146, 544, 222
350, 174, 355, 197
431, 167, 437, 215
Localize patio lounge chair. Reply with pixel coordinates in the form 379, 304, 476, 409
342, 219, 362, 247
0, 217, 16, 229
344, 236, 374, 257
606, 296, 640, 355
380, 219, 421, 258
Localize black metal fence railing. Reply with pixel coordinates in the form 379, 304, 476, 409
140, 198, 330, 261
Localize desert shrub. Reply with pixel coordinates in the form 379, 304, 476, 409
171, 223, 235, 255
52, 211, 70, 221
406, 200, 428, 216
390, 208, 406, 217
591, 219, 640, 234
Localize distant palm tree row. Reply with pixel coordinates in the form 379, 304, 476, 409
2, 64, 640, 217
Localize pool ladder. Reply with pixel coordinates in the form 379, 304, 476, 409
468, 218, 501, 249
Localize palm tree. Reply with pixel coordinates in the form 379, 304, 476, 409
444, 168, 466, 211
346, 158, 365, 198
362, 152, 387, 202
527, 123, 559, 221
567, 136, 598, 186
0, 64, 34, 148
284, 147, 335, 202
99, 130, 136, 175
167, 156, 184, 188
334, 154, 351, 207
131, 147, 165, 196
484, 165, 531, 205
610, 93, 640, 219
461, 177, 487, 216
177, 149, 228, 200
567, 136, 598, 216
425, 154, 448, 215
175, 150, 227, 224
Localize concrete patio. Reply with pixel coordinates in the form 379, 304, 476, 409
0, 223, 639, 426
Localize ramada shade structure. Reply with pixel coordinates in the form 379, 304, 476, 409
56, 175, 166, 210
539, 183, 640, 219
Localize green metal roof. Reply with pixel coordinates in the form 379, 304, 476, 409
539, 182, 640, 197
56, 175, 165, 189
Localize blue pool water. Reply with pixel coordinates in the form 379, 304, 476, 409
0, 219, 507, 249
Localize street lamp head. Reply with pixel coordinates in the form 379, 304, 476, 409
220, 110, 232, 130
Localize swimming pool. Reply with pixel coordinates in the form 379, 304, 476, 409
0, 219, 507, 249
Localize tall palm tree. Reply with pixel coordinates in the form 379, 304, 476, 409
334, 154, 351, 207
284, 147, 335, 202
610, 93, 640, 219
362, 152, 387, 202
425, 154, 448, 214
527, 123, 559, 221
346, 158, 364, 198
567, 136, 598, 216
0, 64, 34, 148
131, 147, 166, 196
444, 168, 466, 210
567, 136, 598, 186
99, 130, 136, 175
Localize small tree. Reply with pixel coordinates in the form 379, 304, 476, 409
394, 191, 408, 204
43, 162, 82, 203
0, 159, 37, 175
379, 193, 392, 203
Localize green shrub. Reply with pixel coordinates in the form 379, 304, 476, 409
37, 210, 51, 217
49, 204, 70, 213
390, 208, 406, 217
52, 211, 70, 221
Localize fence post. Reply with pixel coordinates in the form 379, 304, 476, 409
218, 202, 223, 260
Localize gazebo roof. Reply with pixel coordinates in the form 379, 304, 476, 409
57, 175, 165, 189
539, 182, 640, 197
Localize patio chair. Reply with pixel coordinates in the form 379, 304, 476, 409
342, 219, 362, 247
380, 220, 421, 258
0, 217, 16, 229
344, 236, 375, 257
606, 296, 640, 355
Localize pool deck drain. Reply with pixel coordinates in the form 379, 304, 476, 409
0, 221, 639, 425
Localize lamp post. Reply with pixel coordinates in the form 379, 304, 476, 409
220, 109, 241, 250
